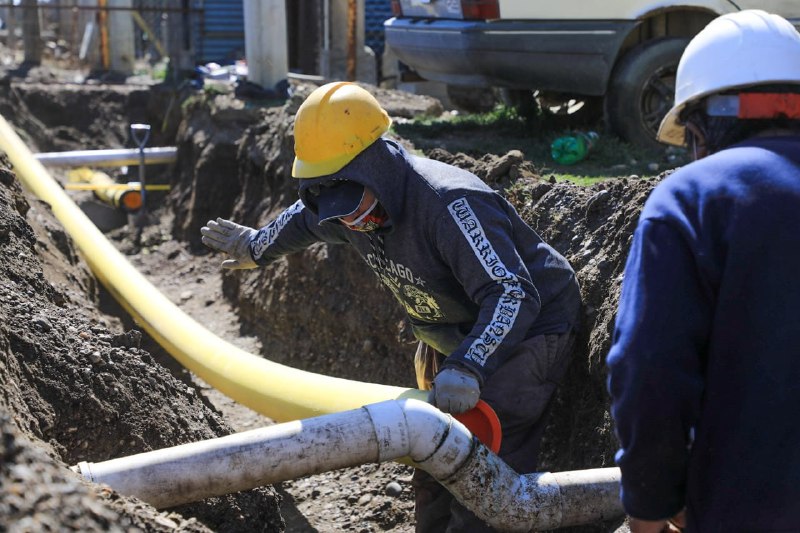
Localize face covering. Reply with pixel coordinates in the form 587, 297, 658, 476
341, 198, 386, 232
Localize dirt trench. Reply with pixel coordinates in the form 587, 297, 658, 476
171, 86, 662, 472
0, 78, 663, 531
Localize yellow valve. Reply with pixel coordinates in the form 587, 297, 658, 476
65, 168, 170, 213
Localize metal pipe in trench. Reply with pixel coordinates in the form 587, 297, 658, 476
34, 147, 177, 167
72, 399, 622, 531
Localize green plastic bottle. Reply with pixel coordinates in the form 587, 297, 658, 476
550, 131, 599, 165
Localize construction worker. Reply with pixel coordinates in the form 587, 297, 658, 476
607, 10, 800, 533
201, 81, 581, 531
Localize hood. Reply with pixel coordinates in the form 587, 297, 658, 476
296, 138, 410, 226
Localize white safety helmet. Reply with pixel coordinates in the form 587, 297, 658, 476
657, 10, 800, 146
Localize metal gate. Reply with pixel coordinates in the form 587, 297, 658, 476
195, 0, 245, 65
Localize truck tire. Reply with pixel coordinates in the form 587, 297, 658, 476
605, 37, 690, 150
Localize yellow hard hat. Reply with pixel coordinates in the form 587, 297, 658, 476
292, 82, 392, 178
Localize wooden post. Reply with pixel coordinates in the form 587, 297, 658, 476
325, 0, 375, 83
346, 0, 356, 81
6, 3, 16, 58
98, 0, 110, 69
163, 0, 193, 79
107, 0, 135, 74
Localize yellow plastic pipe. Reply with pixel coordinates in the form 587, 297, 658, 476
0, 114, 425, 421
66, 168, 145, 213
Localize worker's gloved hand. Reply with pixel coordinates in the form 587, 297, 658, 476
200, 218, 258, 270
428, 366, 481, 415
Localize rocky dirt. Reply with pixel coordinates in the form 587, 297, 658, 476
0, 69, 673, 532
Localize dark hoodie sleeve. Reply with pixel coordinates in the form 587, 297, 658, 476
433, 194, 542, 383
250, 200, 350, 265
607, 218, 709, 520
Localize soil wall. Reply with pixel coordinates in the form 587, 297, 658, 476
0, 86, 285, 531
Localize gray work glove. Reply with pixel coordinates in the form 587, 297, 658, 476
428, 366, 481, 415
200, 218, 258, 270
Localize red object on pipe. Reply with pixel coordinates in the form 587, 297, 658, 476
454, 400, 502, 453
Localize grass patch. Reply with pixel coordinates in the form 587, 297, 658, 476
393, 104, 690, 185
393, 104, 539, 156
406, 104, 528, 132
553, 174, 617, 186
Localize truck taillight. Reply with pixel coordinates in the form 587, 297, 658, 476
391, 0, 402, 16
461, 0, 499, 19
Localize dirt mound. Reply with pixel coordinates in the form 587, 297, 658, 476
0, 413, 212, 532
513, 176, 662, 469
0, 155, 283, 529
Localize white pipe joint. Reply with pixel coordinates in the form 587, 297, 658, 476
71, 399, 622, 528
368, 399, 622, 531
441, 443, 621, 531
364, 398, 476, 482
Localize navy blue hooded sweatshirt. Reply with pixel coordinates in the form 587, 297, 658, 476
248, 138, 580, 383
607, 136, 800, 531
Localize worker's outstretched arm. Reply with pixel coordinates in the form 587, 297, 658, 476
201, 200, 350, 269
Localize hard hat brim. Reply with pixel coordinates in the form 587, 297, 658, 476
292, 150, 360, 179
657, 103, 687, 146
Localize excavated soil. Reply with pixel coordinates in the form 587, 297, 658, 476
0, 74, 671, 532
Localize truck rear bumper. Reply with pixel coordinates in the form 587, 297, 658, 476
384, 18, 636, 94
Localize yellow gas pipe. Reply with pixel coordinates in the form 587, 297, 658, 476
0, 114, 425, 421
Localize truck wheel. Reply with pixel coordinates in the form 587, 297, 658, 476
605, 37, 690, 150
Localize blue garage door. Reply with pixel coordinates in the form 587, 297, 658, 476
365, 0, 392, 58
196, 0, 246, 64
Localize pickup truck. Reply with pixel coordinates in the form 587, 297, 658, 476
384, 1, 800, 149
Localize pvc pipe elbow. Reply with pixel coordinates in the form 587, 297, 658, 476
363, 399, 475, 478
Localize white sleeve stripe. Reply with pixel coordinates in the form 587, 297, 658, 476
251, 200, 305, 259
447, 197, 526, 367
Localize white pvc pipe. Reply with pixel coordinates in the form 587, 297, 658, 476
34, 147, 177, 167
72, 399, 622, 530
